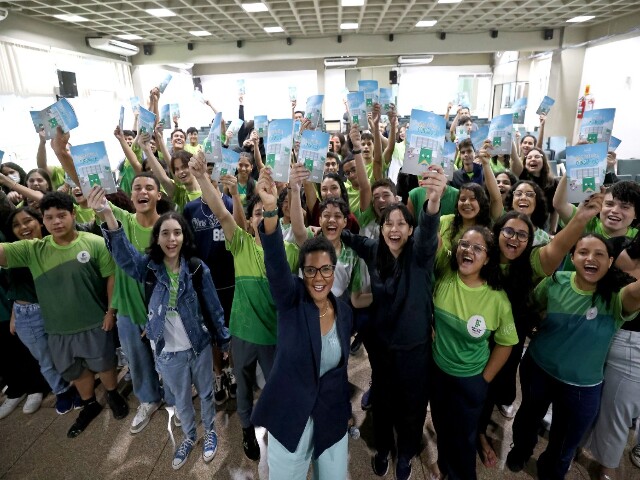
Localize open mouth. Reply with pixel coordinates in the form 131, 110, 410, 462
462, 254, 474, 264
505, 241, 519, 251
388, 234, 402, 245
517, 201, 530, 210
313, 285, 326, 293
325, 225, 337, 234
21, 230, 33, 239
606, 215, 622, 223
584, 263, 599, 274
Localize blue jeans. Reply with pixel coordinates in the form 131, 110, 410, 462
155, 344, 215, 440
512, 352, 602, 480
117, 314, 162, 404
13, 303, 68, 395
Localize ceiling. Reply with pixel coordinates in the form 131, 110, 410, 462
2, 0, 639, 45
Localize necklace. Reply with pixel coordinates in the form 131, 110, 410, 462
319, 303, 331, 318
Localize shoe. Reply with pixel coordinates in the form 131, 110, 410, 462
396, 457, 412, 480
203, 430, 218, 463
506, 447, 528, 473
23, 393, 43, 414
130, 402, 160, 434
361, 381, 373, 411
350, 334, 362, 355
0, 395, 25, 420
225, 368, 237, 399
56, 389, 74, 415
72, 392, 83, 410
172, 438, 195, 470
631, 444, 640, 469
542, 405, 553, 431
498, 404, 516, 419
242, 426, 261, 461
67, 400, 103, 438
174, 411, 181, 427
106, 390, 129, 420
214, 374, 228, 405
116, 347, 128, 369
372, 452, 389, 476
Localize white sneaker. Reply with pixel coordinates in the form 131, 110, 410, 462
23, 393, 43, 414
498, 404, 516, 419
130, 401, 160, 434
0, 395, 26, 419
542, 405, 553, 431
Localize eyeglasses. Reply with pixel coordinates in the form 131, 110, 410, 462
458, 239, 487, 255
526, 154, 543, 160
501, 226, 529, 243
513, 190, 536, 198
344, 168, 357, 176
302, 264, 336, 279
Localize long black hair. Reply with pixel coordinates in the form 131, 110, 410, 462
26, 168, 53, 192
147, 212, 198, 264
449, 183, 492, 246
520, 147, 554, 191
321, 172, 350, 208
375, 203, 415, 281
449, 225, 502, 290
5, 206, 46, 242
505, 180, 549, 230
1, 162, 27, 194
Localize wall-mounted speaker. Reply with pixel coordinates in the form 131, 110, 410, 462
143, 44, 153, 55
389, 70, 398, 85
544, 29, 553, 40
57, 70, 78, 98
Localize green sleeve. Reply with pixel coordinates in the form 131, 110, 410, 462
348, 258, 363, 293
494, 296, 518, 346
529, 247, 547, 283
2, 240, 33, 269
284, 241, 300, 273
95, 240, 116, 278
226, 225, 247, 255
614, 288, 639, 328
533, 276, 551, 310
50, 166, 66, 190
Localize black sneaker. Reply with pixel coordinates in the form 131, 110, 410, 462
372, 452, 389, 476
361, 380, 373, 411
350, 334, 362, 355
67, 400, 103, 438
506, 447, 528, 473
242, 426, 261, 461
214, 374, 228, 405
106, 390, 129, 420
396, 457, 412, 480
225, 368, 237, 399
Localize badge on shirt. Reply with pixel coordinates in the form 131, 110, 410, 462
585, 306, 598, 320
76, 251, 91, 263
467, 315, 487, 338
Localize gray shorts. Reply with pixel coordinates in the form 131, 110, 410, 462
48, 326, 117, 382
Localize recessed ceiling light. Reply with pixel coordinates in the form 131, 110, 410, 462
340, 23, 359, 30
566, 15, 595, 23
264, 26, 284, 33
416, 20, 438, 27
53, 14, 88, 22
341, 0, 365, 6
190, 30, 211, 37
145, 8, 176, 17
438, 0, 462, 3
116, 34, 143, 40
242, 2, 269, 12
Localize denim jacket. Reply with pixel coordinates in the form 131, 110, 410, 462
102, 223, 230, 355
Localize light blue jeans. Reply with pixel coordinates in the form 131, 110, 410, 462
155, 344, 215, 440
13, 303, 68, 395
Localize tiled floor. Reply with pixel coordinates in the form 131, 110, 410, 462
1, 347, 638, 479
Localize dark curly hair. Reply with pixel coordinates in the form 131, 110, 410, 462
147, 212, 198, 264
505, 180, 549, 230
450, 225, 502, 290
449, 183, 491, 246
297, 235, 337, 272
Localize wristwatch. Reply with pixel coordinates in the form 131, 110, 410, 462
263, 208, 278, 218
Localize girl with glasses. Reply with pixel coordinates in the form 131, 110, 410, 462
505, 180, 551, 246
517, 147, 560, 233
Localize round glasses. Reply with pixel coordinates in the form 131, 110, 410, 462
458, 239, 487, 255
302, 264, 336, 279
501, 226, 529, 243
513, 190, 536, 198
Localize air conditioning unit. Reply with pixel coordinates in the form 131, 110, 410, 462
324, 57, 358, 68
87, 37, 140, 56
397, 55, 434, 65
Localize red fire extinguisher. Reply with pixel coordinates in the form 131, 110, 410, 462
576, 85, 594, 119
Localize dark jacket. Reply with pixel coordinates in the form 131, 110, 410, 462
251, 223, 353, 458
341, 204, 439, 350
451, 163, 484, 189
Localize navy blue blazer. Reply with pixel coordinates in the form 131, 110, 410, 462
251, 222, 353, 458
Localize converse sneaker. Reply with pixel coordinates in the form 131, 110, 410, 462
203, 430, 218, 463
106, 390, 129, 420
214, 374, 228, 405
242, 426, 260, 461
225, 368, 237, 399
0, 395, 25, 420
130, 402, 160, 434
23, 393, 43, 414
67, 400, 103, 438
55, 389, 75, 415
172, 438, 195, 470
630, 444, 640, 469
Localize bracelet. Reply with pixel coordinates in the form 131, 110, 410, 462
352, 149, 362, 155
263, 208, 278, 218
95, 206, 106, 213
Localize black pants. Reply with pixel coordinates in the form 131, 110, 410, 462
431, 363, 489, 480
0, 320, 49, 398
365, 332, 430, 460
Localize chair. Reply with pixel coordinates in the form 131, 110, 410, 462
548, 136, 567, 161
548, 160, 557, 176
616, 160, 640, 177
616, 174, 633, 183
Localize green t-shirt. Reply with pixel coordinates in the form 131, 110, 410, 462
408, 185, 459, 217
74, 204, 95, 224
530, 272, 636, 386
333, 242, 363, 296
355, 205, 379, 239
183, 144, 201, 155
50, 166, 66, 191
118, 159, 136, 197
346, 183, 360, 215
3, 232, 116, 334
172, 183, 202, 213
109, 205, 153, 325
167, 270, 179, 307
226, 226, 299, 345
433, 269, 517, 377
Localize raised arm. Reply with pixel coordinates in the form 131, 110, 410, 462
250, 130, 264, 170
551, 174, 574, 224
50, 128, 80, 186
510, 138, 523, 176
536, 114, 546, 149
289, 163, 311, 247
220, 174, 246, 232
0, 173, 43, 203
371, 103, 384, 183
414, 165, 445, 267
478, 140, 504, 220
349, 125, 372, 212
36, 129, 55, 177
114, 126, 143, 174
383, 106, 397, 165
144, 128, 176, 197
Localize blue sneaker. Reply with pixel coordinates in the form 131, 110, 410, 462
361, 380, 373, 411
203, 430, 218, 463
55, 391, 73, 415
172, 438, 195, 470
396, 457, 412, 480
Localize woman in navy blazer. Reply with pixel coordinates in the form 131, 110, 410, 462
252, 169, 353, 480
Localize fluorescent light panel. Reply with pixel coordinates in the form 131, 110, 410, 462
190, 30, 211, 37
566, 15, 595, 23
416, 20, 437, 27
341, 0, 365, 6
116, 34, 143, 40
438, 0, 462, 3
53, 14, 88, 22
145, 8, 176, 17
242, 2, 269, 12
340, 23, 359, 30
264, 26, 284, 33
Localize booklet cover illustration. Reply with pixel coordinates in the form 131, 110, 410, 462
471, 125, 490, 152
511, 97, 527, 124
237, 79, 246, 96
138, 106, 157, 135
289, 86, 297, 102
580, 108, 615, 147
254, 115, 269, 138
130, 96, 141, 114
488, 114, 513, 156
118, 106, 125, 131
203, 112, 223, 165
609, 136, 621, 152
30, 98, 79, 140
347, 92, 368, 130
211, 148, 240, 182
70, 142, 117, 197
305, 95, 324, 130
379, 88, 393, 112
299, 130, 330, 183
402, 109, 446, 176
159, 104, 171, 128
358, 80, 379, 113
266, 119, 294, 182
536, 96, 555, 115
441, 142, 456, 180
565, 142, 608, 204
158, 73, 172, 93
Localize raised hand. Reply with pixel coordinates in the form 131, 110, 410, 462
138, 132, 152, 148
575, 191, 604, 221
349, 124, 362, 151
86, 185, 110, 213
220, 175, 239, 196
114, 125, 124, 140
188, 151, 207, 179
289, 163, 310, 192
256, 168, 278, 208
371, 103, 381, 125
478, 139, 493, 165
422, 165, 447, 203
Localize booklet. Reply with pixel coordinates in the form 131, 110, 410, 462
304, 95, 324, 129
203, 112, 223, 165
137, 106, 157, 135
227, 118, 244, 137
456, 126, 470, 141
193, 90, 206, 104
293, 120, 302, 143
536, 96, 555, 115
0, 150, 4, 162
298, 130, 330, 183
512, 97, 527, 124
456, 92, 470, 108
211, 148, 240, 182
118, 106, 125, 131
358, 80, 379, 113
237, 79, 246, 96
565, 142, 608, 204
70, 142, 117, 197
471, 125, 489, 151
402, 109, 447, 177
347, 91, 368, 130
289, 86, 297, 102
441, 142, 456, 180
130, 96, 141, 114
609, 136, 621, 152
159, 104, 171, 128
254, 115, 268, 138
266, 119, 294, 182
488, 113, 513, 156
580, 108, 616, 147
379, 88, 393, 112
158, 73, 172, 93
170, 103, 180, 120
30, 98, 79, 140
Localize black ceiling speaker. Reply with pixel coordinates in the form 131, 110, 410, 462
143, 44, 153, 55
57, 70, 78, 98
544, 29, 554, 40
440, 32, 446, 40
389, 70, 398, 84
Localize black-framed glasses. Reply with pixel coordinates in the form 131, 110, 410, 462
302, 264, 336, 279
458, 239, 487, 255
501, 226, 529, 243
513, 190, 536, 198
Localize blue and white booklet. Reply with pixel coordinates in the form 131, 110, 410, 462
580, 108, 616, 147
170, 103, 180, 120
471, 125, 489, 151
347, 91, 368, 130
159, 104, 171, 128
536, 96, 555, 115
266, 119, 294, 182
293, 120, 302, 143
0, 150, 4, 162
137, 106, 157, 135
193, 90, 206, 104
211, 148, 240, 182
402, 109, 447, 177
379, 88, 393, 111
358, 80, 379, 113
203, 112, 223, 164
441, 142, 457, 180
565, 142, 608, 204
289, 86, 297, 102
237, 79, 246, 96
158, 73, 172, 93
609, 136, 621, 152
227, 118, 244, 137
118, 106, 125, 131
130, 96, 141, 114
254, 115, 269, 138
70, 142, 117, 197
305, 95, 324, 129
298, 130, 330, 183
512, 97, 527, 124
488, 114, 513, 156
456, 126, 470, 141
30, 98, 78, 140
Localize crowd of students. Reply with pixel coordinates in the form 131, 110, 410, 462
0, 87, 639, 480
